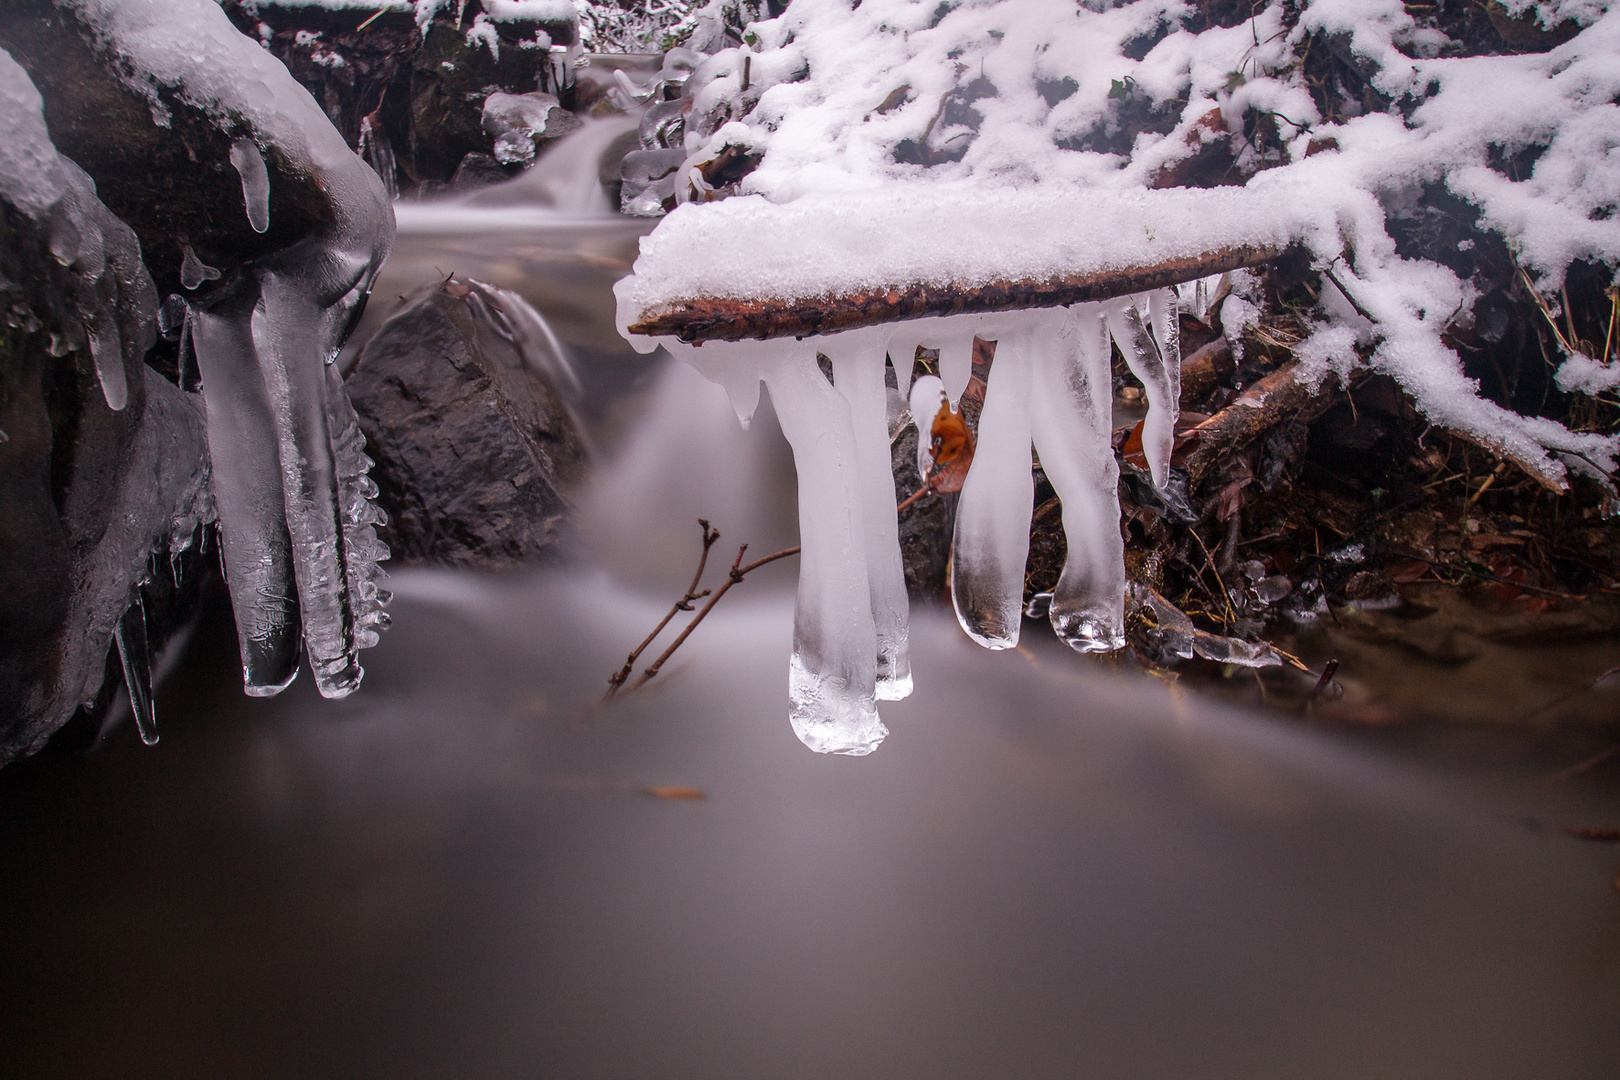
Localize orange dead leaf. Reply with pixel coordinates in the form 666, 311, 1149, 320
929, 398, 975, 493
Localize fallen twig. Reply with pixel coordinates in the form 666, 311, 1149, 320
602, 520, 721, 705
1387, 548, 1583, 601
621, 543, 801, 697
1302, 658, 1340, 711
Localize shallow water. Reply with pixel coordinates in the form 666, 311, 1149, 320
2, 570, 1618, 1077
4, 129, 1619, 1077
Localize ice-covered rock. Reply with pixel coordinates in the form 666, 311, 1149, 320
483, 90, 584, 165
2, 0, 397, 703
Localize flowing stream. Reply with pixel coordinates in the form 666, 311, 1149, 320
1, 125, 1617, 1078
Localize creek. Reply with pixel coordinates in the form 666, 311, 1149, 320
1, 122, 1617, 1078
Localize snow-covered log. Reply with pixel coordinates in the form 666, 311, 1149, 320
618, 0, 1620, 752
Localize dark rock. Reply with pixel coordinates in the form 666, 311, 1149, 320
892, 424, 953, 601
218, 1, 577, 191
451, 152, 515, 192
409, 18, 574, 184
1, 195, 211, 763
347, 281, 587, 567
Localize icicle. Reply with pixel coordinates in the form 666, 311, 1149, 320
951, 321, 1036, 649
326, 361, 392, 652
255, 271, 360, 697
909, 374, 947, 483
230, 137, 271, 234
1107, 291, 1180, 488
189, 288, 303, 694
760, 345, 886, 753
825, 327, 912, 701
87, 320, 128, 411
180, 244, 221, 289
1030, 307, 1126, 652
886, 328, 925, 393
937, 334, 974, 406
113, 589, 157, 746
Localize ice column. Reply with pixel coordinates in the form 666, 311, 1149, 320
760, 347, 887, 754
1107, 291, 1181, 486
1030, 308, 1126, 651
188, 251, 390, 700
188, 285, 303, 693
824, 328, 912, 700
675, 336, 887, 754
256, 269, 361, 696
951, 320, 1036, 649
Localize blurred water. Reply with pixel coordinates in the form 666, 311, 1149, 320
1, 126, 1618, 1078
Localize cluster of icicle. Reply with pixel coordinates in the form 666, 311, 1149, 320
176, 180, 394, 700
624, 290, 1182, 755
60, 0, 397, 706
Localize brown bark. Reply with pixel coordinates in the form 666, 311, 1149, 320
628, 243, 1285, 343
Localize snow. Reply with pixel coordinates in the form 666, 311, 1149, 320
616, 0, 1620, 747
620, 0, 1620, 485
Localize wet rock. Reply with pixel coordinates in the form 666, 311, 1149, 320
409, 17, 574, 184
892, 423, 953, 601
219, 1, 578, 191
451, 152, 514, 192
1, 194, 211, 763
347, 280, 587, 567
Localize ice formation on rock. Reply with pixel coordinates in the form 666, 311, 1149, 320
62, 0, 397, 699
619, 290, 1185, 751
0, 47, 151, 414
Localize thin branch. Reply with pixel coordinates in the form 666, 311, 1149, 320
1322, 265, 1374, 323
601, 519, 720, 704
622, 544, 801, 696
1387, 548, 1584, 600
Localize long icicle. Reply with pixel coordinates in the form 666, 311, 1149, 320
189, 284, 303, 694
950, 321, 1036, 649
1031, 307, 1126, 652
255, 272, 360, 697
826, 327, 912, 701
759, 345, 886, 754
1109, 292, 1180, 488
113, 587, 157, 746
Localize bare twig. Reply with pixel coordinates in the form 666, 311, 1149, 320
1387, 547, 1583, 600
1188, 527, 1237, 626
1302, 658, 1339, 711
1322, 266, 1374, 323
601, 520, 720, 704
622, 543, 801, 696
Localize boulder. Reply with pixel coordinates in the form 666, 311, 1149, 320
347, 280, 587, 567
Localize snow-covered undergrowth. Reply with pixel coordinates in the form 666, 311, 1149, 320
618, 0, 1620, 753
